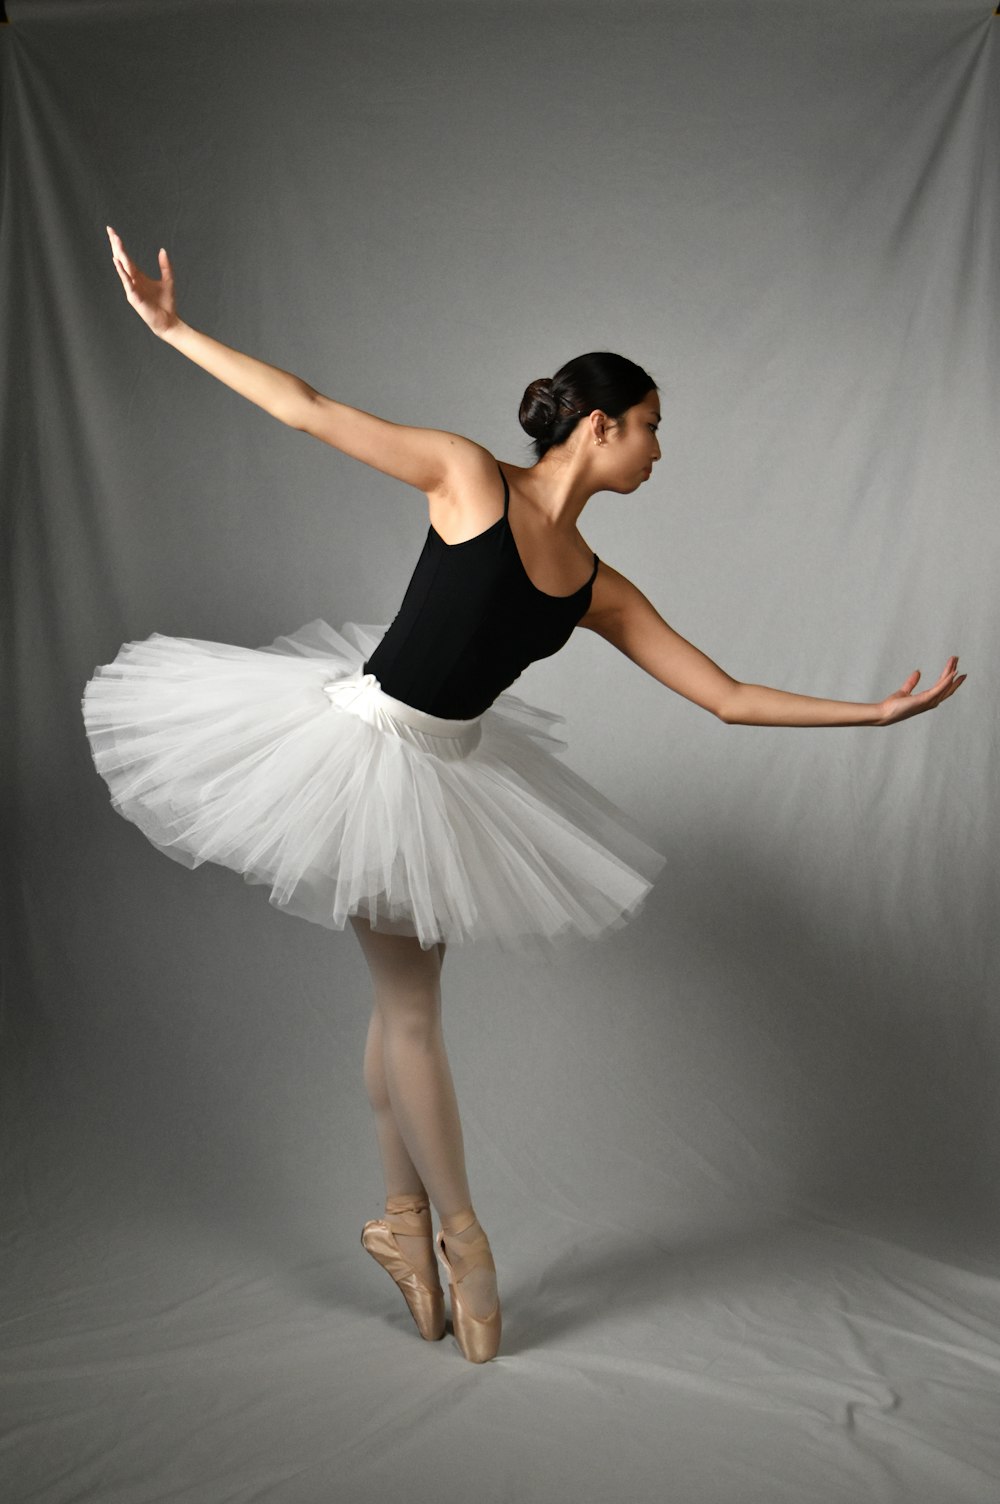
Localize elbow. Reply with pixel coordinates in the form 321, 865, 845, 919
284, 385, 322, 433
713, 682, 744, 725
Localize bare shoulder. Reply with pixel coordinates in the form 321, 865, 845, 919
436, 437, 500, 496
429, 441, 507, 540
578, 559, 647, 634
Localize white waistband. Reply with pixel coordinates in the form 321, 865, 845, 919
321, 671, 483, 759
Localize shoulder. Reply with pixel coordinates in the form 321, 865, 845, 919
578, 561, 653, 635
581, 558, 636, 611
437, 438, 500, 495
429, 441, 506, 537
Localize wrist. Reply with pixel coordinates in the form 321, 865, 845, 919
158, 316, 189, 347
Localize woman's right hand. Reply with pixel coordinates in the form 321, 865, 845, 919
106, 225, 179, 337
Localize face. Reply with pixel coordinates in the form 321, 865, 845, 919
600, 392, 662, 490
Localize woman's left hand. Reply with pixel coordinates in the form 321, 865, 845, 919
876, 656, 966, 725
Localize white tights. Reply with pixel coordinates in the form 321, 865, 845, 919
351, 918, 498, 1318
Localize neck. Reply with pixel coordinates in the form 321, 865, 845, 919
522, 442, 600, 530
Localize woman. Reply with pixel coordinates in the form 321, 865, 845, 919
84, 227, 964, 1364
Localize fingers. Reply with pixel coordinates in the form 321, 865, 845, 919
109, 246, 138, 296
925, 666, 966, 711
900, 657, 959, 701
938, 671, 966, 703
886, 656, 965, 720
928, 657, 960, 697
882, 656, 965, 723
110, 251, 139, 306
106, 225, 176, 309
106, 225, 135, 278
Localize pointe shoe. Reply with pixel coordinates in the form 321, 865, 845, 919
435, 1212, 502, 1363
361, 1196, 445, 1342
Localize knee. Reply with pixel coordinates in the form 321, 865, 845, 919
376, 983, 442, 1045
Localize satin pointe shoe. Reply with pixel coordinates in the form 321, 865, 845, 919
435, 1208, 502, 1363
361, 1194, 445, 1341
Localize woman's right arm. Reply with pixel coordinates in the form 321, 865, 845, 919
106, 226, 477, 494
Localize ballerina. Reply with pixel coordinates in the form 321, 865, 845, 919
83, 226, 965, 1362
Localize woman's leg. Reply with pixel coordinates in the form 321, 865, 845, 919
360, 938, 448, 1200
352, 919, 497, 1320
362, 1004, 426, 1200
353, 920, 471, 1213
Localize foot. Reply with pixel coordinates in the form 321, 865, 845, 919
361, 1194, 445, 1341
436, 1208, 501, 1362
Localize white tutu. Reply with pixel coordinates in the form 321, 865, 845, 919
81, 619, 666, 949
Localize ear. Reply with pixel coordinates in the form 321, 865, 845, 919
589, 410, 610, 445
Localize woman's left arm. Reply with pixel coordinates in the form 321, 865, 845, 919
580, 564, 965, 727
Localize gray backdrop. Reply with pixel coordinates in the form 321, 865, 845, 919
3, 2, 999, 1501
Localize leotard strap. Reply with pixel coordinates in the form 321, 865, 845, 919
498, 462, 510, 517
499, 461, 599, 587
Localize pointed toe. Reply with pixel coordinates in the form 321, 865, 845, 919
362, 1218, 446, 1342
435, 1219, 502, 1363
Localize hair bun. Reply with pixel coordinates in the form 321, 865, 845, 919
519, 351, 656, 460
519, 378, 559, 440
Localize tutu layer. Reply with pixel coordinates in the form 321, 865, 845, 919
81, 619, 666, 949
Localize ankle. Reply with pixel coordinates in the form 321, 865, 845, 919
383, 1193, 432, 1236
385, 1193, 430, 1213
438, 1205, 479, 1238
438, 1211, 496, 1283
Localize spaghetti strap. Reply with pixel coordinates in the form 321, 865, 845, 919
498, 460, 598, 591
498, 463, 510, 517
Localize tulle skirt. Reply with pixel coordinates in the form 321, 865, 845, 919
81, 619, 666, 950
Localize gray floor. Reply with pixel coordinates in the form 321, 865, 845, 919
5, 1179, 1000, 1504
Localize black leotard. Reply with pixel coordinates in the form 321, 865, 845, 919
363, 465, 600, 718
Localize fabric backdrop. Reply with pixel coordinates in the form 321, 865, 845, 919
2, 2, 998, 1502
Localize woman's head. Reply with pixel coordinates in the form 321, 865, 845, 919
519, 351, 657, 460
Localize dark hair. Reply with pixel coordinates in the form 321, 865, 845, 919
518, 351, 657, 459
